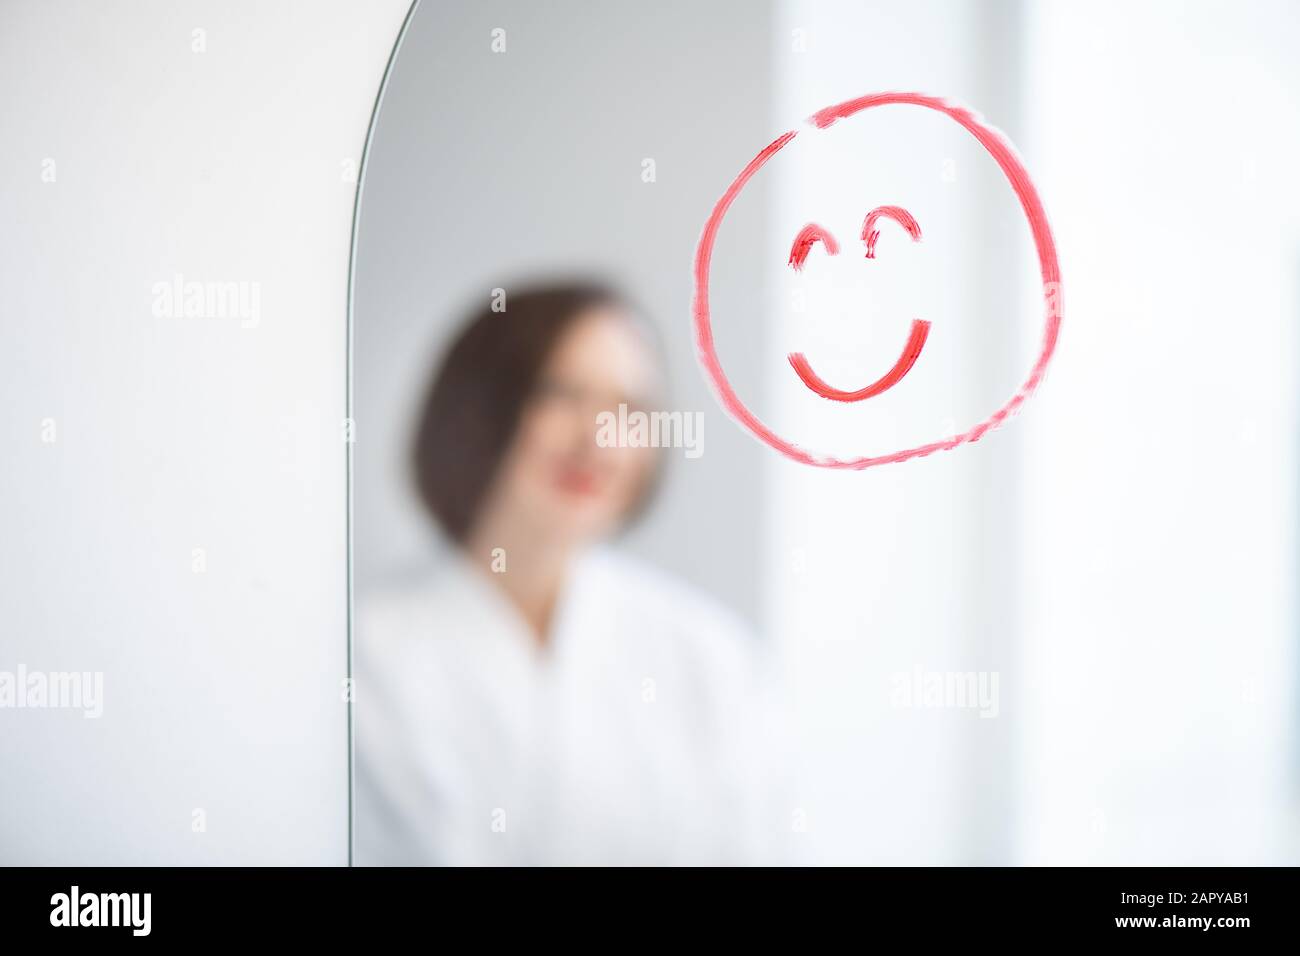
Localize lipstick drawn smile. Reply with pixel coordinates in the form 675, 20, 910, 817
789, 317, 930, 402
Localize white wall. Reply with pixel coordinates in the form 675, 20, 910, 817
0, 0, 411, 864
1017, 0, 1300, 864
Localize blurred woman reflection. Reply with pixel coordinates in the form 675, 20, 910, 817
355, 281, 790, 866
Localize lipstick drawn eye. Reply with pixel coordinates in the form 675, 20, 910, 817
861, 204, 922, 258
788, 223, 839, 271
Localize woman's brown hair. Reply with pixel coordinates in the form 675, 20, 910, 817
412, 280, 655, 544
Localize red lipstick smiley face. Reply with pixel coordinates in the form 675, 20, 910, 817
692, 92, 1062, 470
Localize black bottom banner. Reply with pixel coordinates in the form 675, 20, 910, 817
0, 866, 1286, 943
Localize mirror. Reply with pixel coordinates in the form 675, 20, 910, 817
351, 0, 1300, 866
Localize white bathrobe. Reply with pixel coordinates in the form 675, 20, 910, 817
354, 547, 793, 866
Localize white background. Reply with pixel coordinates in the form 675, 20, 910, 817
766, 0, 1299, 864
3, 0, 1296, 866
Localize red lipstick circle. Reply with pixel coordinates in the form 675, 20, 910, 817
692, 91, 1062, 470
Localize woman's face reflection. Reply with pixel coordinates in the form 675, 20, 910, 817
486, 307, 660, 547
